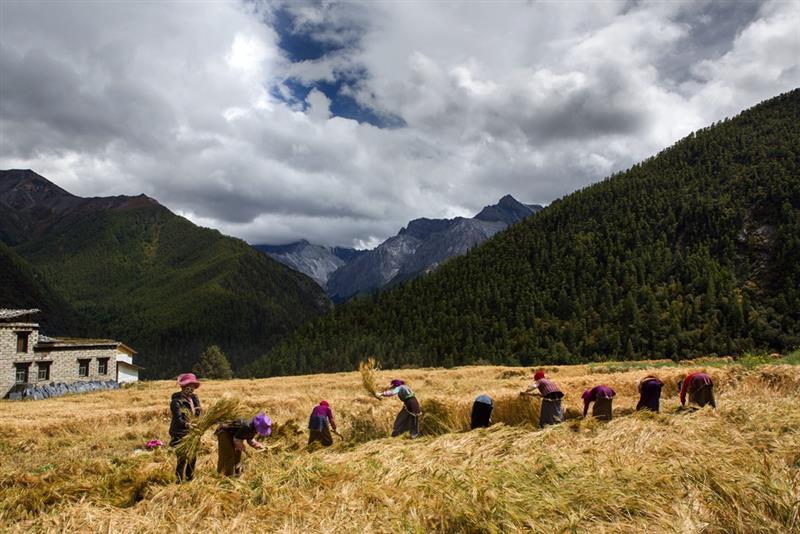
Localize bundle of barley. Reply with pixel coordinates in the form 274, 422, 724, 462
491, 394, 540, 426
420, 398, 469, 435
175, 394, 247, 460
358, 358, 381, 398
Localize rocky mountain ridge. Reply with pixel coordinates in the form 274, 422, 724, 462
259, 194, 542, 302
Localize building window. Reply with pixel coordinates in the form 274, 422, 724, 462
15, 363, 30, 384
16, 332, 29, 353
98, 358, 109, 375
37, 362, 51, 381
78, 359, 90, 377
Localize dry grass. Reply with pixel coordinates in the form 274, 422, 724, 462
358, 357, 381, 398
1, 359, 798, 533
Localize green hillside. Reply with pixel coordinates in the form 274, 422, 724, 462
246, 89, 800, 376
12, 203, 330, 378
0, 242, 91, 336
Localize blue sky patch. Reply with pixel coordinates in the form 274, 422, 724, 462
270, 5, 404, 128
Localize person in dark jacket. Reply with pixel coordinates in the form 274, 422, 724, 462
582, 384, 616, 421
379, 379, 421, 438
636, 375, 664, 412
308, 400, 337, 446
169, 373, 202, 482
471, 394, 494, 429
215, 412, 272, 476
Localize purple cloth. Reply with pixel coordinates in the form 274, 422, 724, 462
311, 404, 334, 420
637, 379, 663, 412
582, 385, 615, 402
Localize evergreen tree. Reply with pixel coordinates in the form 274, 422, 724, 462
193, 345, 234, 379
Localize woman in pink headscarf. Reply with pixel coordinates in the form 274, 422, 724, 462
169, 373, 202, 482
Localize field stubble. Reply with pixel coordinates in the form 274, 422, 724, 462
0, 361, 798, 533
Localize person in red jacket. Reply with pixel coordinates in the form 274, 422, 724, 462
679, 372, 716, 408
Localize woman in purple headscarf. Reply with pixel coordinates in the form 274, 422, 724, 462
215, 412, 272, 476
582, 384, 616, 421
379, 379, 421, 439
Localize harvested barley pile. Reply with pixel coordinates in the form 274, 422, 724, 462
1, 358, 798, 533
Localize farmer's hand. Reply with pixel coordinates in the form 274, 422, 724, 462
250, 441, 264, 450
233, 439, 246, 452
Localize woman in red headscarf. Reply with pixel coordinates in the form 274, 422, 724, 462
308, 400, 337, 446
169, 373, 202, 482
521, 370, 565, 427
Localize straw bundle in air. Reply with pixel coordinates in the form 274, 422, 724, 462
175, 393, 247, 460
359, 358, 381, 398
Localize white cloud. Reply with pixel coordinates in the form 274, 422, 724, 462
1, 0, 798, 248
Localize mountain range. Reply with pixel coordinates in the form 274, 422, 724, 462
0, 170, 330, 378
244, 89, 800, 377
253, 241, 366, 287
258, 195, 542, 302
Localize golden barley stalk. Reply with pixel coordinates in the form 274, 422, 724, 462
175, 393, 247, 460
358, 357, 381, 398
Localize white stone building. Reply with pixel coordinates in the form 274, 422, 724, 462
1, 309, 141, 398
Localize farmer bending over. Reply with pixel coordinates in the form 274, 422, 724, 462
521, 370, 564, 427
308, 400, 337, 447
636, 375, 664, 412
679, 372, 716, 409
379, 379, 421, 439
582, 384, 616, 420
471, 394, 494, 429
169, 373, 201, 482
215, 413, 271, 476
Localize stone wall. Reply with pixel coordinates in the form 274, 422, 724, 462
34, 346, 120, 383
0, 322, 40, 398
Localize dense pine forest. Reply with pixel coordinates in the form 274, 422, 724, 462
0, 242, 92, 336
246, 89, 800, 377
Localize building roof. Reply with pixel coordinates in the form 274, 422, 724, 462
0, 308, 40, 321
36, 337, 137, 354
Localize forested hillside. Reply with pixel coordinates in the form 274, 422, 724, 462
246, 89, 800, 376
1, 171, 331, 378
0, 242, 91, 336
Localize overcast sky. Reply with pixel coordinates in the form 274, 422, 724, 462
1, 1, 798, 248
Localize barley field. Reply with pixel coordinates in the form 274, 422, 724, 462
1, 357, 798, 533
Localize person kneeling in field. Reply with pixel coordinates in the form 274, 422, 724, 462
582, 384, 616, 421
471, 394, 494, 429
378, 379, 421, 439
215, 413, 271, 476
169, 373, 202, 482
636, 375, 664, 412
521, 370, 564, 427
679, 372, 716, 409
308, 400, 337, 446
